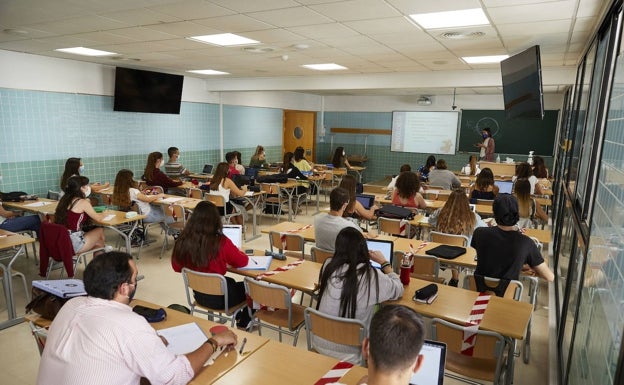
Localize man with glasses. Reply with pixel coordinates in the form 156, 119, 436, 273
37, 251, 237, 385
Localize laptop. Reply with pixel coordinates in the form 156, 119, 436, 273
245, 167, 259, 179
356, 194, 376, 210
202, 164, 213, 175
366, 239, 394, 269
495, 180, 513, 194
409, 340, 447, 385
222, 225, 243, 250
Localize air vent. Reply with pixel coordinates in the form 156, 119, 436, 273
440, 31, 485, 39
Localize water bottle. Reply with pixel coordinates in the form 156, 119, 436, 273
496, 154, 500, 163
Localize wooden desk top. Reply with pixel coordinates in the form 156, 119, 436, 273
0, 229, 36, 249
393, 238, 478, 269
130, 299, 270, 385
521, 228, 551, 244
157, 195, 202, 210
387, 279, 532, 340
3, 198, 58, 215
212, 340, 366, 385
96, 210, 147, 226
230, 256, 320, 293
377, 197, 494, 216
260, 221, 396, 244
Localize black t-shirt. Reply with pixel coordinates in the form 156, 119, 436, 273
471, 226, 544, 280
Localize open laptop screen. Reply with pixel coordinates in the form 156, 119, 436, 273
366, 239, 393, 269
202, 164, 213, 174
356, 194, 375, 210
222, 225, 243, 249
410, 340, 447, 385
494, 180, 513, 194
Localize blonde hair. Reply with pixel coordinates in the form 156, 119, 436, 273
436, 190, 476, 235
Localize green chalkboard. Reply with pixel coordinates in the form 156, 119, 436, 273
459, 109, 559, 155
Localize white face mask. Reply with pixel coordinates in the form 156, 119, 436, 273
342, 151, 346, 156
83, 186, 91, 197
79, 165, 85, 174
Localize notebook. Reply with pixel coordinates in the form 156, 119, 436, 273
366, 239, 394, 269
238, 256, 273, 270
202, 164, 213, 174
409, 340, 447, 385
356, 194, 376, 210
495, 180, 514, 194
33, 279, 86, 298
223, 224, 243, 250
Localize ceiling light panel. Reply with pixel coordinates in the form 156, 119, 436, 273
462, 55, 508, 64
187, 69, 230, 75
302, 63, 348, 70
55, 47, 117, 56
409, 8, 489, 29
188, 33, 259, 46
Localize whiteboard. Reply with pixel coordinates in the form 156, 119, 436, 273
391, 111, 459, 155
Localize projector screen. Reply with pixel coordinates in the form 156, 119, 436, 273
391, 111, 460, 154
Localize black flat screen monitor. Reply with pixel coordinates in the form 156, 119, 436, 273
500, 45, 544, 120
114, 67, 183, 114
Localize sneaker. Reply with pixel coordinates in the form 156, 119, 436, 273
448, 278, 459, 287
104, 245, 114, 253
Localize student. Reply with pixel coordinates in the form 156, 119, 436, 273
225, 152, 241, 178
427, 159, 461, 190
249, 145, 268, 168
428, 190, 486, 286
476, 127, 495, 161
532, 155, 549, 178
0, 203, 40, 233
60, 157, 110, 194
314, 187, 363, 252
293, 146, 315, 193
514, 178, 548, 228
164, 146, 190, 177
512, 162, 543, 195
357, 305, 425, 385
315, 227, 403, 364
460, 154, 481, 176
280, 151, 308, 195
471, 194, 554, 282
469, 167, 499, 202
171, 201, 252, 328
54, 176, 106, 254
332, 146, 351, 169
340, 174, 378, 221
387, 164, 411, 191
112, 169, 171, 224
392, 172, 427, 209
208, 162, 247, 225
142, 151, 183, 194
417, 155, 436, 182
233, 151, 245, 175
37, 251, 237, 385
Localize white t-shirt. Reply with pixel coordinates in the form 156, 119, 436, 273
129, 187, 151, 215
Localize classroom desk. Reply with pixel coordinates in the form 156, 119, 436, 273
187, 172, 213, 181
376, 196, 494, 216
522, 227, 552, 245
260, 221, 396, 243
96, 210, 147, 253
307, 174, 325, 214
230, 255, 321, 293
233, 191, 266, 241
3, 198, 58, 216
348, 165, 366, 183
0, 230, 35, 329
157, 195, 202, 211
211, 340, 367, 385
393, 238, 478, 270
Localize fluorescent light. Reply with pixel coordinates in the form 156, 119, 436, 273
187, 69, 230, 75
462, 55, 509, 64
302, 63, 347, 71
55, 47, 116, 56
188, 33, 259, 47
409, 8, 489, 29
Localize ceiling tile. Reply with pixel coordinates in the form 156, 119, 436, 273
243, 28, 305, 43
286, 23, 359, 39
344, 17, 418, 35
143, 21, 218, 37
99, 8, 182, 25
248, 7, 333, 27
147, 0, 234, 20
106, 26, 180, 41
27, 15, 127, 35
488, 1, 576, 24
194, 15, 275, 32
309, 0, 401, 22
497, 19, 572, 35
206, 0, 301, 13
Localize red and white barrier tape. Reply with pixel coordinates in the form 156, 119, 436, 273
461, 293, 491, 356
313, 361, 354, 385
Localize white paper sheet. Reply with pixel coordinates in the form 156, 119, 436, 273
157, 322, 208, 355
161, 197, 185, 203
24, 201, 52, 207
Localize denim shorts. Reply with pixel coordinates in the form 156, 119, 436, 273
69, 230, 85, 253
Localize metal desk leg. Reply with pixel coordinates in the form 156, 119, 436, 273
0, 245, 25, 327
244, 195, 262, 241
106, 221, 137, 254
311, 179, 322, 215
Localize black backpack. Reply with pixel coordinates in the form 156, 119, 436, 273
375, 205, 415, 220
0, 191, 28, 202
256, 173, 288, 184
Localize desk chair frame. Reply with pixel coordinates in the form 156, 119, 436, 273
377, 217, 412, 238
160, 204, 186, 259
393, 251, 444, 284
310, 247, 333, 265
259, 183, 284, 223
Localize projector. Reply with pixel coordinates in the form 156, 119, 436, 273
417, 96, 432, 106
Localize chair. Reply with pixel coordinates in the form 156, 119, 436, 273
269, 231, 305, 260
289, 183, 309, 218
181, 268, 247, 327
244, 277, 306, 345
188, 188, 203, 199
16, 229, 38, 263
463, 275, 524, 301
159, 204, 186, 259
304, 308, 367, 366
431, 318, 509, 385
28, 321, 47, 355
476, 199, 494, 206
259, 183, 284, 222
204, 194, 243, 225
394, 251, 444, 284
378, 217, 412, 238
39, 221, 106, 278
0, 263, 30, 302
310, 246, 333, 264
429, 231, 469, 247
437, 193, 451, 201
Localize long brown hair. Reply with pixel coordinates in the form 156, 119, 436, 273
468, 155, 477, 176
475, 168, 494, 191
55, 176, 89, 225
339, 174, 357, 214
60, 157, 81, 189
112, 169, 138, 209
143, 152, 162, 181
280, 152, 294, 173
436, 190, 476, 235
172, 201, 223, 267
395, 172, 420, 200
532, 156, 548, 178
514, 178, 532, 217
210, 162, 229, 191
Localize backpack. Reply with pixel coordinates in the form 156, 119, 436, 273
0, 191, 28, 202
256, 173, 288, 184
375, 205, 415, 220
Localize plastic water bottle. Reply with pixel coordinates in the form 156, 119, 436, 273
496, 155, 500, 163
527, 151, 534, 165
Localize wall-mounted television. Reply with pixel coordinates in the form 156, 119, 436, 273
114, 67, 184, 114
501, 45, 544, 120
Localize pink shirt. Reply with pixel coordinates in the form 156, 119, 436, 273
37, 296, 194, 385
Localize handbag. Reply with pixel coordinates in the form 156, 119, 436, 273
25, 287, 68, 320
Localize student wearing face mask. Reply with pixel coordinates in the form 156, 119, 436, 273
331, 146, 351, 169
54, 176, 107, 254
142, 151, 183, 194
60, 157, 110, 196
475, 127, 495, 161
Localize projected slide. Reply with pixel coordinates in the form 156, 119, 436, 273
391, 111, 459, 155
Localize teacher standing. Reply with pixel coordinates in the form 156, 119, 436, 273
476, 127, 495, 161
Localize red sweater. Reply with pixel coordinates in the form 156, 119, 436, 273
145, 169, 183, 189
171, 236, 248, 275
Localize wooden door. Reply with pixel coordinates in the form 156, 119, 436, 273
283, 110, 316, 162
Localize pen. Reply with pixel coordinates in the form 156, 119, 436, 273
239, 337, 247, 354
251, 257, 258, 265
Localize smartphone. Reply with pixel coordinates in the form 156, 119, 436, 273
245, 249, 254, 255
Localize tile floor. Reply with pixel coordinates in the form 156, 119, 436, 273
0, 200, 550, 384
